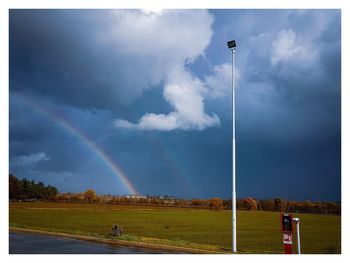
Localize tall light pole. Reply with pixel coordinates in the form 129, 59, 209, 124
227, 39, 237, 253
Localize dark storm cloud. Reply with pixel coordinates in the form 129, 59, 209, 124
10, 10, 164, 113
206, 9, 340, 144
237, 135, 341, 201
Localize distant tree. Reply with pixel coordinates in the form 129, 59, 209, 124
325, 202, 338, 214
84, 189, 97, 202
21, 178, 30, 198
209, 197, 224, 210
303, 200, 313, 213
285, 200, 296, 213
9, 174, 58, 200
191, 199, 208, 206
260, 199, 274, 211
314, 201, 322, 212
236, 198, 245, 210
243, 197, 258, 211
295, 201, 304, 213
175, 199, 186, 206
223, 199, 232, 210
70, 192, 84, 202
9, 174, 23, 199
274, 198, 283, 211
45, 185, 58, 200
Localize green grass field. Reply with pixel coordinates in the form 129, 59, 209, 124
9, 202, 341, 253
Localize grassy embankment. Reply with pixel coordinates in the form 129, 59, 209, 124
9, 202, 341, 253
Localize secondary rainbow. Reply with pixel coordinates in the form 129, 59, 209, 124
14, 93, 138, 195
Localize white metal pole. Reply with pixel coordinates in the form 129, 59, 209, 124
231, 48, 237, 254
296, 220, 301, 254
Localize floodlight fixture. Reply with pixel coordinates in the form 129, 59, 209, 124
227, 40, 236, 50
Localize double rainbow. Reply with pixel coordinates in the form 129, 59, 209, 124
12, 93, 138, 195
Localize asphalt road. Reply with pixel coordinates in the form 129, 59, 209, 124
9, 231, 178, 254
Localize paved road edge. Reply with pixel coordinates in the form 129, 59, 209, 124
9, 227, 229, 254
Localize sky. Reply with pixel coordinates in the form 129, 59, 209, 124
9, 9, 341, 201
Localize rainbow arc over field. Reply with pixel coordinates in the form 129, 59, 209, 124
13, 93, 138, 195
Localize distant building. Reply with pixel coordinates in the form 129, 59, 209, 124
124, 194, 147, 199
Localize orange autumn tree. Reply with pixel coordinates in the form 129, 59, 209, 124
84, 189, 97, 202
243, 197, 258, 211
209, 197, 224, 210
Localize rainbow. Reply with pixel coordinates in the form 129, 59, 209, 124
13, 93, 138, 195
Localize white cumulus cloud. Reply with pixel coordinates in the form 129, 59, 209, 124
138, 113, 179, 131
204, 63, 241, 98
271, 29, 300, 65
270, 28, 318, 66
111, 10, 219, 131
11, 152, 50, 167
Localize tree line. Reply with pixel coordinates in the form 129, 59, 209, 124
236, 197, 340, 215
54, 191, 226, 210
9, 174, 58, 200
54, 190, 341, 215
9, 175, 340, 215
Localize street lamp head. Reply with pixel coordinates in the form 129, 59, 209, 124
227, 40, 236, 50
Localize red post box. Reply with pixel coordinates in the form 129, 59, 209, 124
280, 213, 293, 254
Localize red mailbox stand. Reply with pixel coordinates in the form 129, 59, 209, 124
280, 213, 293, 254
